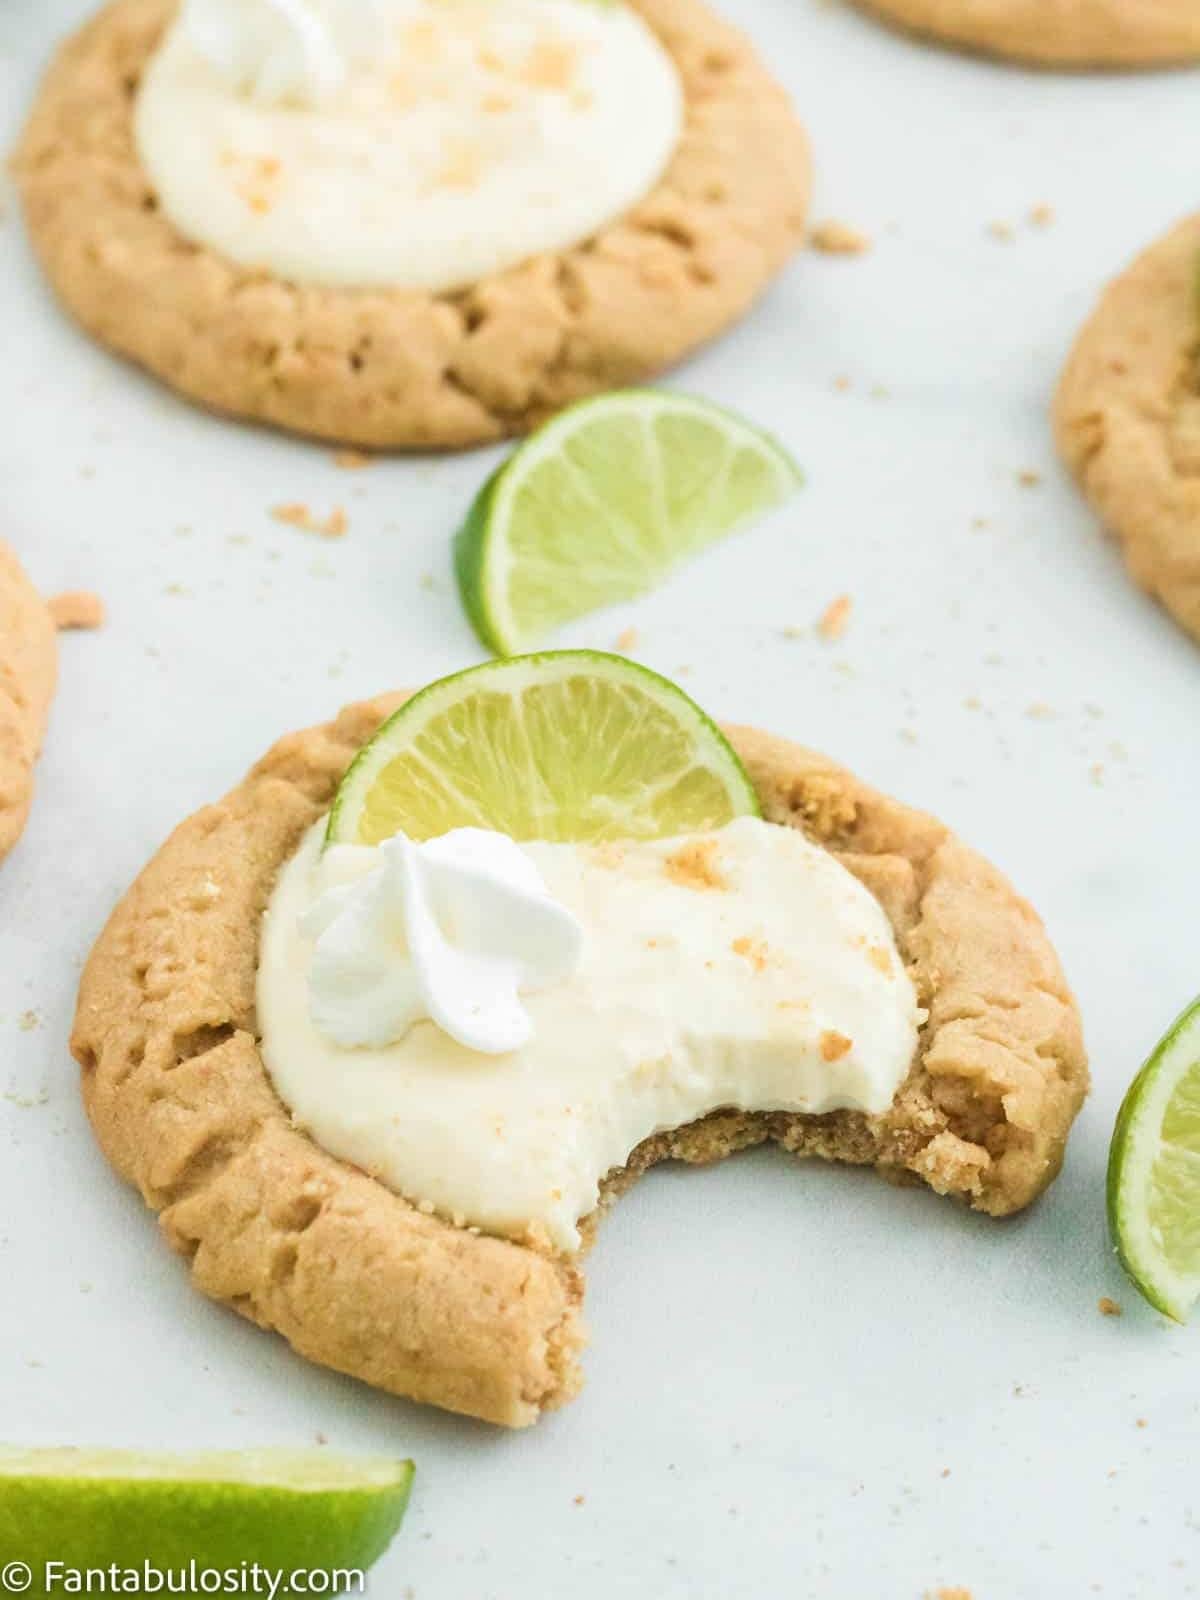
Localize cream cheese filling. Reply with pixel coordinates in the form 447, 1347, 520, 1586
257, 817, 921, 1251
134, 0, 685, 290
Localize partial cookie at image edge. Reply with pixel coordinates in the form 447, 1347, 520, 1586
1055, 213, 1200, 646
71, 695, 1088, 1428
14, 0, 810, 451
0, 542, 58, 864
848, 0, 1200, 67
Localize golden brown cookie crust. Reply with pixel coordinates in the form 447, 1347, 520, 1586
851, 0, 1200, 67
0, 543, 58, 863
1055, 215, 1200, 645
72, 697, 1087, 1427
15, 0, 810, 451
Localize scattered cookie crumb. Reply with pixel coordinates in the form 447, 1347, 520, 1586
665, 838, 727, 892
819, 1030, 852, 1062
1030, 203, 1055, 228
832, 375, 852, 393
332, 449, 373, 470
809, 219, 871, 256
987, 220, 1015, 242
1136, 1418, 1148, 1429
18, 1011, 39, 1032
1017, 469, 1043, 488
270, 503, 348, 538
926, 1589, 973, 1600
48, 590, 105, 630
1025, 702, 1055, 721
1098, 1297, 1122, 1318
573, 1494, 586, 1506
731, 935, 769, 972
614, 626, 639, 654
817, 595, 853, 641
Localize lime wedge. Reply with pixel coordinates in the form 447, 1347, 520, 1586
328, 651, 759, 847
0, 1447, 413, 1581
454, 389, 802, 656
1108, 996, 1200, 1321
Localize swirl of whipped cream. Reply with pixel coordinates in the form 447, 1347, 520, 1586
301, 828, 585, 1055
179, 0, 385, 105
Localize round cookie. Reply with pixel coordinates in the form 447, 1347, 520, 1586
15, 0, 810, 452
0, 543, 58, 864
850, 0, 1200, 67
72, 696, 1088, 1428
1056, 216, 1200, 646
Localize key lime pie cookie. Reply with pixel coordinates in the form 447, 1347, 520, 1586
1, 543, 58, 864
851, 0, 1200, 67
16, 0, 809, 450
1056, 217, 1200, 646
72, 655, 1087, 1426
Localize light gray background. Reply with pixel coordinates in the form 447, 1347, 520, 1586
2, 3, 1199, 1596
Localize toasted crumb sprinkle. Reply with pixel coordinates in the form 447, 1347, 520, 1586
867, 945, 893, 976
664, 838, 727, 892
614, 626, 639, 654
731, 935, 768, 972
333, 449, 373, 470
816, 595, 853, 642
270, 503, 348, 539
48, 590, 105, 630
1098, 1297, 1122, 1318
820, 1030, 852, 1062
809, 219, 871, 256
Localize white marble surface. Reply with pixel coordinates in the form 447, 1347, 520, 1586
2, 3, 1199, 1596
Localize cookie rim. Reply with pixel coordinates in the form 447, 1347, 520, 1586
850, 0, 1200, 67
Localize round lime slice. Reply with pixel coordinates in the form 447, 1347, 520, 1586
454, 389, 802, 656
0, 1448, 412, 1581
327, 651, 759, 847
1108, 995, 1200, 1321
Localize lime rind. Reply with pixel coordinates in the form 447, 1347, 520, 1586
0, 1448, 413, 1576
454, 389, 802, 657
327, 650, 760, 848
1108, 995, 1200, 1322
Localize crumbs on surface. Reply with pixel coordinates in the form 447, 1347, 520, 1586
809, 219, 871, 256
664, 838, 727, 892
333, 449, 374, 470
819, 1030, 852, 1062
1017, 469, 1043, 488
731, 936, 768, 972
817, 594, 853, 642
48, 590, 105, 630
1098, 1297, 1122, 1318
270, 503, 348, 538
613, 626, 639, 654
926, 1590, 973, 1600
1030, 203, 1055, 227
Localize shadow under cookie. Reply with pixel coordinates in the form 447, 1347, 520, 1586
848, 0, 1200, 68
1056, 214, 1200, 647
15, 0, 810, 452
0, 542, 58, 864
71, 696, 1088, 1428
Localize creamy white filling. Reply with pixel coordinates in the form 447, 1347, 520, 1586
134, 0, 684, 290
258, 817, 921, 1251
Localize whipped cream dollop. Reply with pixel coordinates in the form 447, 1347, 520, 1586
303, 828, 584, 1054
259, 817, 923, 1250
134, 0, 684, 290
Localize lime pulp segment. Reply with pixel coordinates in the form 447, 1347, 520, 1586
454, 389, 802, 655
1108, 995, 1200, 1321
327, 650, 760, 847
